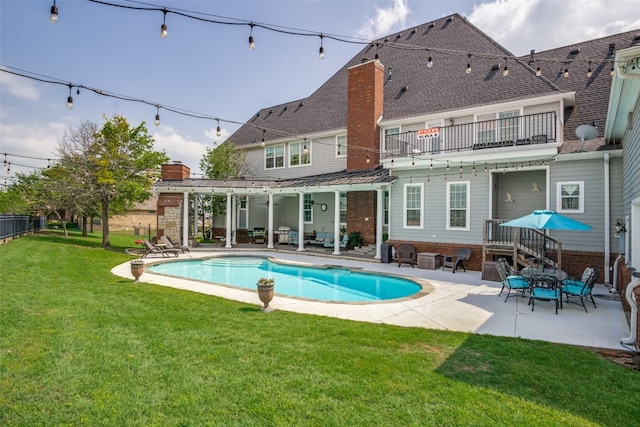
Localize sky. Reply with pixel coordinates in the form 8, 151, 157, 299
1, 0, 639, 183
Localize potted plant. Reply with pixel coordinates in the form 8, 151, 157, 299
256, 277, 275, 311
348, 231, 363, 249
130, 259, 145, 282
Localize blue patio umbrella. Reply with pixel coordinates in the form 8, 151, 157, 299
499, 210, 592, 231
499, 210, 592, 266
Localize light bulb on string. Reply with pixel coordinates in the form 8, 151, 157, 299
318, 34, 325, 60
66, 84, 73, 110
154, 106, 160, 126
563, 67, 569, 78
248, 23, 255, 50
502, 58, 509, 76
535, 60, 542, 77
50, 1, 58, 23
160, 9, 168, 38
216, 119, 222, 137
427, 51, 433, 68
466, 54, 472, 74
587, 60, 593, 77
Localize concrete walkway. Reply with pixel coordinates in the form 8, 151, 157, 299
112, 249, 632, 351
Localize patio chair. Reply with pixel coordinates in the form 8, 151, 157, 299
142, 240, 180, 258
161, 235, 189, 253
528, 274, 561, 314
396, 244, 416, 268
496, 257, 530, 302
561, 265, 600, 312
442, 248, 471, 273
251, 227, 266, 244
323, 234, 349, 249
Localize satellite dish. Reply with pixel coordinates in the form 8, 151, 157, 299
575, 124, 598, 152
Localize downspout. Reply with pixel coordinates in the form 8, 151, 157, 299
622, 271, 640, 346
604, 153, 611, 287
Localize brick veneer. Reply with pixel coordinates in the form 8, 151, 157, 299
161, 162, 190, 180
346, 191, 376, 245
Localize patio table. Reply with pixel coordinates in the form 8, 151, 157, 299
520, 266, 568, 281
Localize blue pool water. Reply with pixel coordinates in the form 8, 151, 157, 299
146, 256, 422, 302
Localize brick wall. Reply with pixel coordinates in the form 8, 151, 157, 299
161, 162, 191, 180
346, 191, 376, 245
347, 59, 384, 171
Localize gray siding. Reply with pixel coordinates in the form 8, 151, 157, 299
241, 135, 347, 180
623, 98, 640, 217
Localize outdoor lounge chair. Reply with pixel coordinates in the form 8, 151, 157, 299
496, 257, 530, 302
396, 244, 416, 268
161, 235, 189, 253
561, 265, 600, 312
323, 234, 349, 249
142, 240, 180, 258
442, 248, 471, 273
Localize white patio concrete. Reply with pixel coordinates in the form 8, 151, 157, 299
111, 250, 632, 351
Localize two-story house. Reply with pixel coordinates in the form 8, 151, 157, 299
154, 14, 638, 281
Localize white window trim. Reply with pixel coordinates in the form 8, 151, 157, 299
403, 183, 423, 229
303, 193, 313, 224
556, 181, 584, 213
336, 135, 347, 158
446, 181, 470, 231
289, 141, 312, 168
264, 144, 285, 170
382, 126, 402, 154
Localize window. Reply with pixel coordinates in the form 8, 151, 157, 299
476, 110, 520, 144
289, 141, 311, 167
238, 197, 247, 229
336, 135, 347, 157
383, 190, 389, 226
447, 181, 470, 230
383, 126, 401, 153
265, 145, 284, 169
339, 192, 347, 225
557, 181, 584, 213
403, 183, 423, 228
304, 194, 313, 223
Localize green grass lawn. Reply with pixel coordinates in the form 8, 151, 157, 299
1, 231, 638, 426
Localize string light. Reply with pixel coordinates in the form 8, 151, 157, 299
466, 54, 472, 74
366, 152, 370, 164
318, 34, 325, 60
216, 119, 222, 137
502, 58, 509, 77
155, 105, 160, 126
248, 23, 255, 50
587, 60, 593, 77
66, 84, 73, 110
50, 1, 58, 23
563, 67, 569, 78
535, 60, 542, 77
427, 51, 433, 68
160, 8, 168, 38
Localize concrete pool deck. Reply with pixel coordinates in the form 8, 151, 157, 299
112, 250, 633, 351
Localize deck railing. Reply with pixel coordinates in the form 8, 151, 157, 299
383, 111, 557, 159
483, 219, 562, 270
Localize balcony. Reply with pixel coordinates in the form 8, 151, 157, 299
382, 112, 557, 159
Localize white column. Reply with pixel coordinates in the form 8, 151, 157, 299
297, 192, 306, 252
182, 192, 189, 246
193, 193, 198, 239
333, 190, 341, 255
225, 193, 232, 248
267, 193, 274, 249
375, 188, 383, 259
231, 195, 237, 245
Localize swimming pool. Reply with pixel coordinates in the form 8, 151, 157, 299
146, 256, 423, 302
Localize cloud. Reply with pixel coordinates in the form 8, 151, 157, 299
0, 68, 40, 101
468, 0, 640, 55
152, 126, 210, 175
356, 0, 410, 40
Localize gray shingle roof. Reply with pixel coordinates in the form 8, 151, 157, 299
229, 13, 564, 148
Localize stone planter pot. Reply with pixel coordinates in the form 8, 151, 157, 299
257, 281, 275, 311
130, 260, 145, 282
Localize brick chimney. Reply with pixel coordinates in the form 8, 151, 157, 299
161, 161, 190, 181
347, 59, 384, 171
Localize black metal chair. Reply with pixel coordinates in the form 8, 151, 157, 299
561, 266, 600, 312
496, 258, 530, 302
528, 274, 561, 314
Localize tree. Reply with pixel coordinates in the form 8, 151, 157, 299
57, 116, 169, 247
198, 141, 245, 237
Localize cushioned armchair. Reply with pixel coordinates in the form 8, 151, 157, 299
496, 258, 530, 302
561, 266, 600, 312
